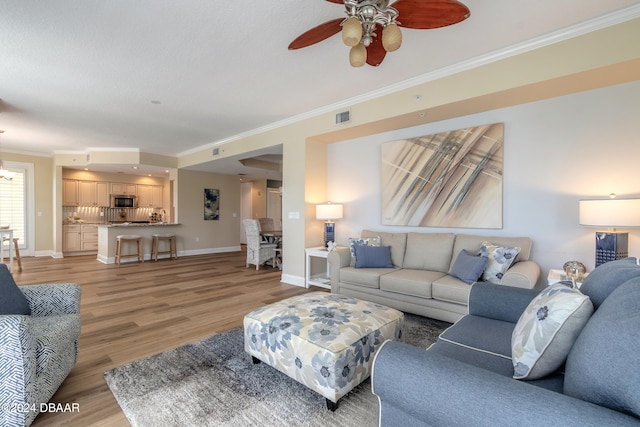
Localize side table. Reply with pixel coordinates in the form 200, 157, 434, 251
547, 268, 587, 288
305, 246, 334, 289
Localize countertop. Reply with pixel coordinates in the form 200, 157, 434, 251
98, 222, 181, 228
63, 221, 180, 227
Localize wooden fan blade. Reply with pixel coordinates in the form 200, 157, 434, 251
393, 0, 470, 29
366, 35, 387, 67
288, 18, 344, 50
326, 0, 344, 3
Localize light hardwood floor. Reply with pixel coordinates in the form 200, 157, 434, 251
11, 250, 323, 426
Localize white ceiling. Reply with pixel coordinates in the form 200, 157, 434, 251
1, 0, 639, 177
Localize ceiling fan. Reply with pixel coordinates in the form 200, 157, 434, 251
288, 0, 470, 67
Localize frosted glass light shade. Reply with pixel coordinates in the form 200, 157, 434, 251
0, 160, 14, 181
349, 44, 367, 67
579, 199, 640, 227
316, 203, 343, 220
382, 23, 402, 52
342, 17, 363, 47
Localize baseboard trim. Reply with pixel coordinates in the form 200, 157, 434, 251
180, 246, 242, 257
281, 274, 305, 288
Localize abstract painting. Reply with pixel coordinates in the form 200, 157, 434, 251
204, 189, 220, 220
381, 123, 503, 228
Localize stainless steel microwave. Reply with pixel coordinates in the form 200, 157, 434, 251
111, 195, 137, 208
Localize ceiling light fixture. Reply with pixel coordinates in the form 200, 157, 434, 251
342, 0, 401, 67
288, 0, 470, 67
0, 130, 15, 181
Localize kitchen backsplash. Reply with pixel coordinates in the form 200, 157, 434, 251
62, 206, 161, 223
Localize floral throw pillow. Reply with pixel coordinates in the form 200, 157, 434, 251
511, 282, 593, 380
348, 236, 381, 267
478, 241, 521, 284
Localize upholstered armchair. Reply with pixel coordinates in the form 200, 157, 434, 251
243, 219, 277, 270
0, 264, 81, 427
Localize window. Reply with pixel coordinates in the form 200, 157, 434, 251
0, 161, 33, 253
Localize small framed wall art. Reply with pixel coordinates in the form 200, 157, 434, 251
204, 189, 220, 220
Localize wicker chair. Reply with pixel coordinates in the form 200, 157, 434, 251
0, 264, 81, 426
243, 219, 277, 270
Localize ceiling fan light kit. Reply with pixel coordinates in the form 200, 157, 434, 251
349, 43, 368, 67
342, 16, 363, 46
342, 0, 400, 66
382, 23, 402, 52
289, 0, 470, 68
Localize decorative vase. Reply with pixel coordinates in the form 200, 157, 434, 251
563, 261, 587, 283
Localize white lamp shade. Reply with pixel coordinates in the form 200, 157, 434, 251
316, 203, 343, 220
579, 199, 640, 227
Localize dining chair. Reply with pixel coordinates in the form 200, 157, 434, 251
258, 217, 276, 233
243, 219, 277, 270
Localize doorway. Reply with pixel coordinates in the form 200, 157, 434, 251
267, 188, 282, 230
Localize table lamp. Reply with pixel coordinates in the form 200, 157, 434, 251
316, 202, 343, 249
579, 196, 640, 267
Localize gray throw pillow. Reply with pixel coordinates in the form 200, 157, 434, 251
579, 257, 640, 309
354, 245, 393, 268
0, 264, 31, 315
448, 249, 488, 284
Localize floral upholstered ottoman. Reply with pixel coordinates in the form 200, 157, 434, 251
243, 291, 404, 410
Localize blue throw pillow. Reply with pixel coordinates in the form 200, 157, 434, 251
449, 249, 489, 284
354, 245, 394, 268
0, 264, 31, 315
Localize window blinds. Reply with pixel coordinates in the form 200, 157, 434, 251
0, 168, 26, 245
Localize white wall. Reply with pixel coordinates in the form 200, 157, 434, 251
327, 80, 640, 286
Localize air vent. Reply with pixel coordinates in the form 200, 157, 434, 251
335, 110, 351, 125
213, 148, 219, 156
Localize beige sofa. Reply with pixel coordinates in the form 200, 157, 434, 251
328, 230, 540, 323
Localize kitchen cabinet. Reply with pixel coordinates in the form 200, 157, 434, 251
81, 224, 98, 251
152, 185, 163, 208
137, 184, 163, 208
78, 181, 110, 206
111, 182, 137, 196
63, 224, 99, 253
63, 224, 82, 252
97, 182, 110, 206
62, 180, 79, 206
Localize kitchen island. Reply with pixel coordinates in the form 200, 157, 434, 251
97, 223, 182, 264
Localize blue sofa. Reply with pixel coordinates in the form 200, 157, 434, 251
372, 257, 640, 426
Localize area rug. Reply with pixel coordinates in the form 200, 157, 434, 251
104, 313, 450, 427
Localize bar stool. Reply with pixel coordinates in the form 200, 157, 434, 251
1, 237, 22, 272
115, 234, 144, 265
12, 238, 22, 272
151, 233, 177, 261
